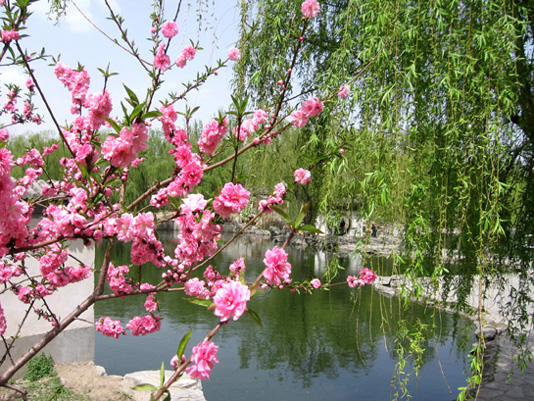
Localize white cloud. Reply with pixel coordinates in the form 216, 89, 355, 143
0, 67, 28, 89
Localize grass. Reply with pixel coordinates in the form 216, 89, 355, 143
0, 376, 88, 401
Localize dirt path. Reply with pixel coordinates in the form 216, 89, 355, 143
54, 361, 129, 401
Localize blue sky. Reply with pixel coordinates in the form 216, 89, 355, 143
2, 0, 241, 135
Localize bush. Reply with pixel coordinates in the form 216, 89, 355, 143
24, 354, 56, 382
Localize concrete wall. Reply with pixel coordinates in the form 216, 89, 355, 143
1, 239, 95, 377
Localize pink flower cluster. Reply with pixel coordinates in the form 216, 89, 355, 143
154, 43, 171, 71
54, 63, 91, 114
174, 198, 221, 267
213, 280, 250, 322
0, 147, 32, 255
126, 314, 161, 336
186, 340, 219, 380
1, 30, 19, 42
262, 246, 292, 286
96, 317, 125, 339
301, 0, 320, 18
102, 123, 148, 167
213, 182, 250, 218
184, 277, 210, 300
232, 109, 268, 141
176, 45, 197, 68
106, 263, 133, 295
347, 267, 378, 288
229, 257, 246, 278
198, 118, 228, 154
291, 97, 324, 127
294, 168, 311, 185
258, 182, 286, 214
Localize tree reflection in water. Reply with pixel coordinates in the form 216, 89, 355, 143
95, 233, 472, 401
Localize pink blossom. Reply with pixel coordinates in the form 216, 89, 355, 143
106, 263, 133, 295
301, 97, 324, 117
213, 182, 250, 218
102, 123, 148, 167
26, 79, 34, 91
96, 317, 125, 339
86, 90, 113, 129
127, 314, 161, 336
359, 267, 378, 284
339, 148, 345, 155
0, 302, 6, 336
291, 109, 308, 127
170, 355, 180, 370
347, 268, 377, 288
175, 54, 187, 68
180, 194, 207, 214
144, 294, 158, 312
310, 278, 321, 289
1, 30, 19, 42
229, 257, 246, 277
337, 85, 350, 99
0, 148, 14, 177
227, 47, 241, 61
301, 0, 320, 18
198, 118, 228, 154
213, 281, 250, 322
184, 277, 210, 300
18, 286, 32, 303
263, 246, 292, 286
154, 43, 171, 71
274, 182, 287, 200
294, 168, 311, 185
186, 340, 219, 380
182, 45, 196, 61
54, 62, 90, 110
0, 129, 8, 142
161, 21, 178, 38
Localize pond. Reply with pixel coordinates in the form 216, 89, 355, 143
94, 232, 472, 401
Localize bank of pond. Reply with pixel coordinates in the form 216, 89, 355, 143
94, 233, 473, 401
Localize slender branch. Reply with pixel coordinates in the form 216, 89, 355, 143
151, 322, 226, 401
14, 41, 75, 156
69, 0, 151, 70
99, 0, 152, 72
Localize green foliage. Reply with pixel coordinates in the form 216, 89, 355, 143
24, 353, 56, 382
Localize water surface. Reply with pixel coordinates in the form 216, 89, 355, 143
95, 233, 472, 401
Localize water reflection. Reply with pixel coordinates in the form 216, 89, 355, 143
95, 233, 471, 401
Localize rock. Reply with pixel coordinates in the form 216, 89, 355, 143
122, 370, 206, 401
475, 327, 497, 341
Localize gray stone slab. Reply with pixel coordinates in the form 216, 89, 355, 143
122, 370, 206, 401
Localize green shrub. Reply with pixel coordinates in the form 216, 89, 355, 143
24, 353, 56, 382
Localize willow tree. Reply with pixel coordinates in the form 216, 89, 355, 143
235, 0, 534, 393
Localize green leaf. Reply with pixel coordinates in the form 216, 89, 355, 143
184, 298, 214, 308
270, 205, 292, 224
123, 84, 139, 105
295, 202, 311, 228
130, 103, 145, 122
133, 384, 158, 392
163, 391, 171, 401
160, 361, 165, 387
177, 330, 192, 360
141, 110, 163, 120
299, 224, 323, 234
247, 308, 263, 327
104, 117, 121, 134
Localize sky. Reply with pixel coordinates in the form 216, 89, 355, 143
1, 0, 242, 135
